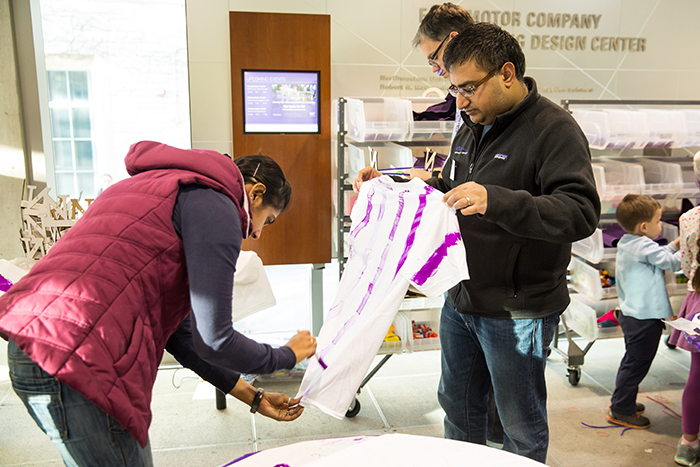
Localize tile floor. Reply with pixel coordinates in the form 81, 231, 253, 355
0, 330, 692, 467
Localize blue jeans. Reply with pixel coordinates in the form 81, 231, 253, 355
8, 340, 153, 467
438, 297, 559, 463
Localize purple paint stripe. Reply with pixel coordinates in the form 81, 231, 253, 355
220, 451, 260, 466
317, 356, 328, 369
350, 187, 375, 238
330, 242, 391, 346
389, 191, 406, 241
411, 232, 462, 286
394, 190, 428, 279
0, 274, 12, 293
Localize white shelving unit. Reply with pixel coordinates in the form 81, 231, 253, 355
335, 97, 454, 416
557, 99, 700, 385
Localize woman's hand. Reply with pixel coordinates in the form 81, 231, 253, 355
258, 393, 304, 421
353, 166, 383, 192
284, 330, 317, 363
230, 379, 304, 421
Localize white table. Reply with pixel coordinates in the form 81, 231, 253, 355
221, 433, 545, 467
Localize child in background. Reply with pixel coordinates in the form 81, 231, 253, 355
668, 163, 700, 464
607, 194, 681, 429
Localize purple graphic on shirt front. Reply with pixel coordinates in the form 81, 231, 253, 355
0, 274, 12, 293
394, 187, 429, 279
389, 191, 406, 241
412, 232, 462, 285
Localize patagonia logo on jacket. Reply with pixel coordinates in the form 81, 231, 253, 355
494, 153, 508, 160
454, 146, 469, 155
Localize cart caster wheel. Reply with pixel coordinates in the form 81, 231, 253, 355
665, 335, 677, 350
567, 368, 581, 386
345, 398, 361, 418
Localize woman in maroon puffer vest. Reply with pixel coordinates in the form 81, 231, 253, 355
0, 141, 317, 466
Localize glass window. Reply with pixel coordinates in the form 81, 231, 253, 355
47, 70, 68, 101
55, 172, 75, 196
72, 108, 91, 138
69, 71, 89, 101
47, 70, 95, 198
74, 141, 93, 169
50, 108, 70, 138
53, 141, 73, 169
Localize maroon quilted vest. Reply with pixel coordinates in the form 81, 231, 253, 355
0, 141, 252, 447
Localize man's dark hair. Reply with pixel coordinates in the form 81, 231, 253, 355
443, 22, 526, 81
234, 154, 292, 213
411, 3, 474, 47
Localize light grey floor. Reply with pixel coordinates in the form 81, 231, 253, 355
0, 332, 692, 467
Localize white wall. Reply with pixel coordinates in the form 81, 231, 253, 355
186, 0, 700, 156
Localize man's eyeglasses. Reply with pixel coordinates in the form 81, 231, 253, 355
428, 35, 450, 67
448, 67, 501, 98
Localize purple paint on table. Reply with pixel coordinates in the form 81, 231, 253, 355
0, 274, 12, 293
394, 189, 429, 279
411, 232, 462, 286
220, 451, 259, 465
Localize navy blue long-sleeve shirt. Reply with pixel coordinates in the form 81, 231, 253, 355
165, 185, 296, 393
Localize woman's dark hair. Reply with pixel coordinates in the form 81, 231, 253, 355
443, 22, 526, 81
234, 154, 292, 213
693, 236, 700, 293
412, 3, 474, 47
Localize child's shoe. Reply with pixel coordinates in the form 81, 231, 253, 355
606, 409, 651, 429
674, 437, 700, 466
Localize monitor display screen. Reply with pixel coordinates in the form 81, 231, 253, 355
242, 70, 320, 134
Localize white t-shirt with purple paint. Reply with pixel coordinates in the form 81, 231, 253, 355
297, 176, 470, 418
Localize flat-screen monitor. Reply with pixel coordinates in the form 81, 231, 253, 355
242, 70, 320, 134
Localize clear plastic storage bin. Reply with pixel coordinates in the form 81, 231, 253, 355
681, 110, 700, 147
592, 160, 645, 201
563, 296, 599, 342
677, 161, 700, 199
571, 109, 609, 150
642, 109, 686, 148
604, 109, 649, 149
572, 228, 604, 264
569, 256, 617, 301
409, 120, 455, 140
344, 97, 412, 142
378, 311, 412, 354
632, 158, 683, 198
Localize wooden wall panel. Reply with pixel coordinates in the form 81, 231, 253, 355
229, 12, 331, 265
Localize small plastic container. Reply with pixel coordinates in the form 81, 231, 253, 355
632, 158, 683, 198
642, 109, 686, 148
563, 296, 599, 342
604, 109, 649, 149
344, 97, 412, 142
677, 161, 700, 199
569, 256, 617, 301
378, 311, 411, 354
681, 110, 700, 147
592, 160, 645, 201
410, 319, 441, 351
572, 228, 604, 264
571, 109, 610, 150
409, 120, 456, 140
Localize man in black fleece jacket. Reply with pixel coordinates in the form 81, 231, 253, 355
355, 23, 600, 462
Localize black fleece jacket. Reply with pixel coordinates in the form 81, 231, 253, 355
427, 77, 600, 319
